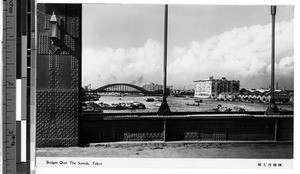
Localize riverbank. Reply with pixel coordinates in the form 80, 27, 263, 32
93, 96, 293, 113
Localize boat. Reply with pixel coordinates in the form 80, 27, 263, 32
155, 97, 163, 102
97, 102, 115, 110
82, 102, 103, 112
126, 101, 146, 109
185, 103, 200, 106
183, 96, 189, 100
146, 98, 155, 102
194, 99, 203, 103
115, 104, 127, 110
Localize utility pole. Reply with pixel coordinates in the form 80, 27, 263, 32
158, 4, 171, 115
266, 5, 279, 115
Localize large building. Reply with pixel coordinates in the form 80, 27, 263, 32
143, 82, 173, 94
194, 76, 240, 98
143, 82, 164, 92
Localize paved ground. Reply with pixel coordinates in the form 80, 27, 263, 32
36, 141, 293, 159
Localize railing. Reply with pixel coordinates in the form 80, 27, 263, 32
78, 111, 293, 146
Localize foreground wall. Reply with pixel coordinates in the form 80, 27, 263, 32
81, 114, 293, 144
36, 4, 82, 147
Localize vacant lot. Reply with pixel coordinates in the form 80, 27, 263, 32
36, 142, 293, 159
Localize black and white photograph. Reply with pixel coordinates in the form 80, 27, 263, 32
0, 0, 298, 174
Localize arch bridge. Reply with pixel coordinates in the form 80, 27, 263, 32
91, 83, 150, 94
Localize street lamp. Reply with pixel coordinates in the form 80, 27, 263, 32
49, 12, 58, 38
158, 4, 171, 115
49, 11, 61, 54
265, 6, 279, 115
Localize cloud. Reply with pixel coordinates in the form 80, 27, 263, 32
168, 19, 294, 89
82, 39, 163, 88
266, 55, 294, 75
83, 19, 294, 90
266, 55, 294, 89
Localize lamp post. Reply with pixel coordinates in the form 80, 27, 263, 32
266, 6, 279, 115
49, 11, 61, 54
49, 12, 58, 38
158, 4, 171, 115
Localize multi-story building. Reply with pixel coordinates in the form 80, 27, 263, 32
194, 76, 240, 98
142, 82, 172, 94
143, 82, 163, 92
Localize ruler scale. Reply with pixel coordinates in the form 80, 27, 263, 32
3, 0, 17, 174
28, 0, 36, 173
2, 0, 35, 173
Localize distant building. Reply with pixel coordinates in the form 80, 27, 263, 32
172, 89, 195, 97
143, 82, 172, 94
143, 82, 163, 92
238, 88, 293, 103
194, 76, 240, 98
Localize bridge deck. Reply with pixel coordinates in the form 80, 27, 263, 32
82, 111, 293, 120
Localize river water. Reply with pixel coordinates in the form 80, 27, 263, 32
92, 95, 293, 113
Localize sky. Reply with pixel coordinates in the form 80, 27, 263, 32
82, 4, 294, 90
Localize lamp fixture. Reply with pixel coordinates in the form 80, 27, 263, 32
49, 11, 58, 38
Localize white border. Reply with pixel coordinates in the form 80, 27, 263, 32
37, 0, 295, 5
36, 157, 293, 169
12, 0, 300, 174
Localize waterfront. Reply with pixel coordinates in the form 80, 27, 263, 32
92, 95, 293, 113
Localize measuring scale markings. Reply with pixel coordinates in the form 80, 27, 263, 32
4, 0, 36, 173
3, 0, 17, 174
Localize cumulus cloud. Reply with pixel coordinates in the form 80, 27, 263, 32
83, 39, 163, 88
168, 19, 294, 89
266, 55, 294, 89
83, 19, 294, 90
